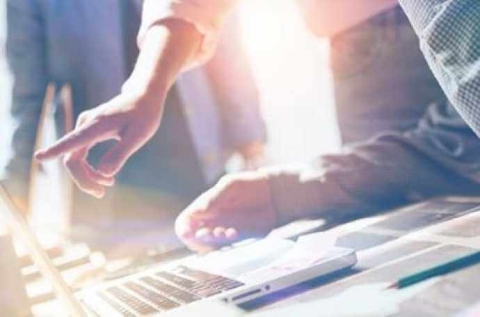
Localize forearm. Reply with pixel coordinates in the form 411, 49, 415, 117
138, 0, 237, 69
124, 20, 202, 99
300, 0, 398, 38
265, 133, 480, 226
262, 144, 403, 226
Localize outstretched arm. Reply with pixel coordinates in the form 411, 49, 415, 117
35, 20, 202, 197
176, 100, 480, 252
35, 0, 236, 197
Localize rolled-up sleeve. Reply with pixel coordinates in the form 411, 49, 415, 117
139, 0, 237, 67
400, 0, 480, 137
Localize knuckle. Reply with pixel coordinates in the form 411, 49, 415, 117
95, 114, 108, 122
218, 175, 233, 188
76, 112, 91, 126
63, 156, 75, 169
93, 113, 117, 128
73, 178, 100, 196
74, 182, 88, 193
229, 181, 242, 192
174, 217, 185, 234
223, 176, 241, 192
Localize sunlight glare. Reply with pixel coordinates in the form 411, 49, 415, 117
239, 0, 340, 164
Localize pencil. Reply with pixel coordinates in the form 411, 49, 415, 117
388, 250, 480, 289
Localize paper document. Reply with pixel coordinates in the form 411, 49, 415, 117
241, 232, 337, 281
186, 238, 294, 277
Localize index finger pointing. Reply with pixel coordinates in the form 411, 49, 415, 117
35, 120, 114, 161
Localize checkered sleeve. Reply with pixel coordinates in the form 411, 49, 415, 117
400, 0, 480, 137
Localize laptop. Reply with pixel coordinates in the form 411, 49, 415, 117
0, 182, 357, 316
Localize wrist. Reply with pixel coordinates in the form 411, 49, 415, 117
239, 142, 265, 157
260, 164, 331, 226
124, 20, 201, 97
122, 72, 169, 102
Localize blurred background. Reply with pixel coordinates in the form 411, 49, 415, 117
238, 0, 339, 164
0, 0, 339, 231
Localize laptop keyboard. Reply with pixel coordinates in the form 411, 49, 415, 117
141, 276, 202, 303
97, 292, 136, 317
107, 287, 158, 316
83, 266, 244, 316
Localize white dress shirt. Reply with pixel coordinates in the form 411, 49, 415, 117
138, 0, 397, 67
139, 0, 237, 66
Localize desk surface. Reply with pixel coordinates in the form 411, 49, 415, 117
244, 196, 480, 316
31, 196, 480, 316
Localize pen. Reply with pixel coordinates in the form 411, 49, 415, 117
388, 250, 480, 289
